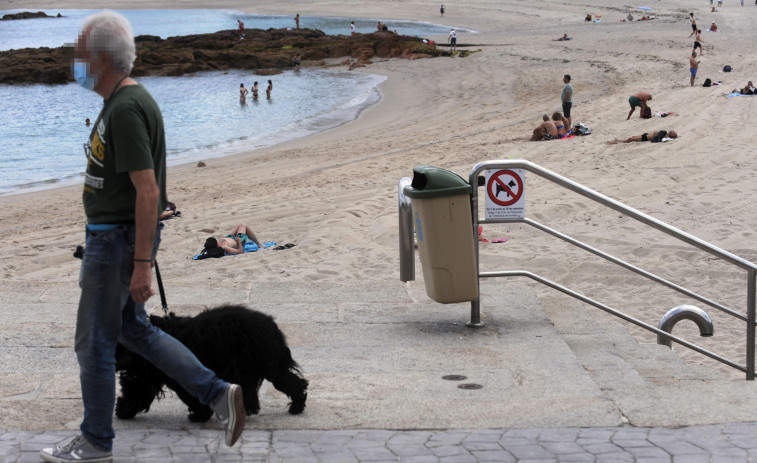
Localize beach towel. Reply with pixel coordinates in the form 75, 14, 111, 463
193, 241, 277, 260
638, 6, 652, 10
729, 92, 756, 98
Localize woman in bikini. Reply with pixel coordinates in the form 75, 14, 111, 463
251, 81, 259, 100
552, 112, 569, 138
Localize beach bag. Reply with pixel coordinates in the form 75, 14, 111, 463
650, 130, 667, 143
641, 107, 652, 118
703, 78, 712, 87
572, 122, 592, 136
723, 65, 732, 72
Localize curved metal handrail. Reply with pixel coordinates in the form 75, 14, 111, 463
468, 160, 757, 380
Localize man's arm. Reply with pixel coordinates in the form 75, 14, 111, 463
219, 241, 244, 255
129, 169, 160, 304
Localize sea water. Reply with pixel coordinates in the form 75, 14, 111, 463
0, 10, 471, 195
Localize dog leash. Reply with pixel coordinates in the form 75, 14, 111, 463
154, 260, 169, 316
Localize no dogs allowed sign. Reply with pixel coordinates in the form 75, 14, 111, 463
485, 169, 525, 220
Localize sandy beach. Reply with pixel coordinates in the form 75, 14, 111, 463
3, 0, 757, 387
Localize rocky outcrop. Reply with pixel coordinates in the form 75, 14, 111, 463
2, 11, 62, 20
0, 28, 441, 85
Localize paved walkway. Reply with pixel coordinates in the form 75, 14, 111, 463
4, 423, 757, 462
3, 280, 757, 462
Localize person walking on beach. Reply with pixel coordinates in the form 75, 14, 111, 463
239, 83, 248, 103
449, 29, 457, 51
688, 13, 697, 37
266, 79, 273, 99
627, 91, 652, 120
293, 53, 301, 71
690, 52, 701, 86
294, 13, 300, 29
440, 4, 445, 16
350, 21, 355, 35
561, 74, 573, 128
693, 29, 704, 55
237, 19, 244, 39
40, 11, 245, 463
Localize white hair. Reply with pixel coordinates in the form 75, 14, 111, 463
81, 11, 136, 75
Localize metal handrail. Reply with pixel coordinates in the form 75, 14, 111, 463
468, 160, 757, 380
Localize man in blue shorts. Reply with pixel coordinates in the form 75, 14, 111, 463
690, 51, 701, 86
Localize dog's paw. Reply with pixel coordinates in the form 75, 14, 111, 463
115, 397, 139, 419
288, 393, 307, 415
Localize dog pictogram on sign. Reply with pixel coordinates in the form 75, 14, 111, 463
485, 169, 525, 220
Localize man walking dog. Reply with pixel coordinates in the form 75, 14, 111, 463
40, 11, 245, 463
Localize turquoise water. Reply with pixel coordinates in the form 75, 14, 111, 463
0, 9, 470, 195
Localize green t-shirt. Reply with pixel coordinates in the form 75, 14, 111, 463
83, 84, 167, 224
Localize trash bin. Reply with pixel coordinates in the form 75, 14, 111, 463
403, 166, 478, 303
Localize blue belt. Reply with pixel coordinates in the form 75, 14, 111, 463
86, 224, 121, 231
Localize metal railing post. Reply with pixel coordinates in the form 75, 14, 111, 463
468, 171, 483, 327
398, 177, 415, 282
748, 270, 755, 380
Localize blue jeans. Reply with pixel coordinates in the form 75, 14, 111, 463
75, 224, 228, 451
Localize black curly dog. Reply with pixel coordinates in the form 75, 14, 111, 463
115, 304, 308, 422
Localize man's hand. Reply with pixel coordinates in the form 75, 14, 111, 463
130, 261, 154, 303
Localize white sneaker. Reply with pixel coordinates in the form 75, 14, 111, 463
212, 384, 245, 446
40, 434, 112, 463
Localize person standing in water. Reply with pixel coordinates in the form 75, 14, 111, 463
266, 80, 273, 99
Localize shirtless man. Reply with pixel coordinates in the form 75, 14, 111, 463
294, 14, 300, 29
214, 223, 265, 255
531, 114, 558, 141
607, 130, 677, 144
627, 91, 652, 120
688, 13, 697, 37
689, 52, 701, 86
693, 29, 704, 56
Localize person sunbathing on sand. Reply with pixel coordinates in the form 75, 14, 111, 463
607, 130, 677, 144
732, 81, 756, 95
553, 34, 571, 41
211, 223, 266, 254
531, 114, 558, 141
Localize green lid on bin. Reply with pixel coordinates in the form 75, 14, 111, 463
403, 166, 472, 199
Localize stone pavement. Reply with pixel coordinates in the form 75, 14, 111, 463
3, 423, 757, 462
2, 279, 757, 462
